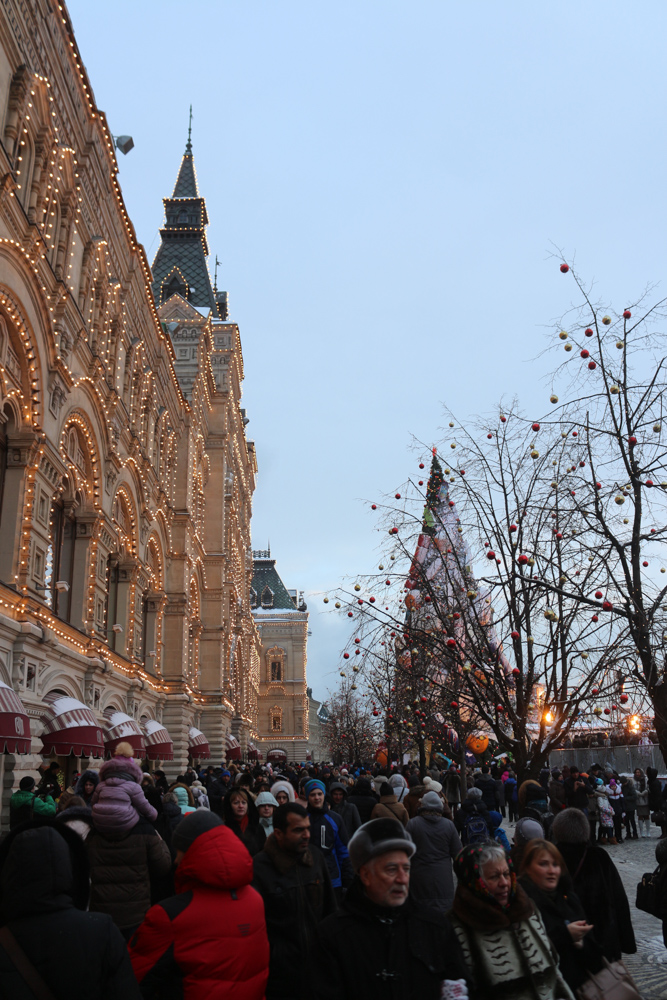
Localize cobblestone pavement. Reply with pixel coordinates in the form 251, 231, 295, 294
502, 819, 667, 999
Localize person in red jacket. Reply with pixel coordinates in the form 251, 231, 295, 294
129, 810, 269, 999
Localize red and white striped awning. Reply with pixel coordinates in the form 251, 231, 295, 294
144, 720, 174, 761
40, 697, 104, 757
104, 712, 146, 757
188, 726, 211, 759
247, 739, 259, 760
266, 747, 287, 760
0, 681, 31, 754
225, 732, 241, 760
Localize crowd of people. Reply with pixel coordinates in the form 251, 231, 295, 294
1, 747, 667, 999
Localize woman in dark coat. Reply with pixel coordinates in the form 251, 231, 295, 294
519, 838, 603, 992
406, 791, 462, 916
222, 787, 264, 856
551, 807, 636, 962
75, 769, 100, 808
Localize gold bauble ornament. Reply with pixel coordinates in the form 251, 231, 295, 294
581, 652, 588, 659
616, 341, 624, 349
610, 386, 620, 394
449, 421, 454, 427
323, 597, 329, 603
654, 424, 662, 433
559, 331, 568, 340
527, 636, 534, 643
602, 316, 612, 325
531, 450, 539, 458
623, 518, 629, 524
354, 584, 361, 591
564, 344, 573, 352
550, 394, 559, 403
615, 496, 625, 505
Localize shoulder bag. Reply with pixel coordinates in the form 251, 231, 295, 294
575, 957, 641, 1000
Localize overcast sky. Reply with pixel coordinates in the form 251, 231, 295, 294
66, 1, 667, 699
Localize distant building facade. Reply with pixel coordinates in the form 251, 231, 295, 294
0, 0, 259, 826
251, 551, 309, 761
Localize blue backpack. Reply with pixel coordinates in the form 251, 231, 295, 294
462, 806, 489, 845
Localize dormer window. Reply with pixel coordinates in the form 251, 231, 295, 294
261, 586, 274, 608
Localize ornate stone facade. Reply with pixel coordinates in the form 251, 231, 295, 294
0, 0, 259, 825
251, 551, 309, 761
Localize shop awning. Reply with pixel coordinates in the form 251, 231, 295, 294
40, 697, 104, 757
144, 720, 174, 761
104, 712, 146, 757
188, 726, 211, 759
247, 740, 259, 760
0, 681, 31, 754
225, 732, 241, 760
266, 747, 287, 761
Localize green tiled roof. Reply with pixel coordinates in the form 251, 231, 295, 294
251, 557, 298, 611
151, 143, 218, 313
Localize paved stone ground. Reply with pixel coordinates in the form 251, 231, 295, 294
502, 818, 667, 999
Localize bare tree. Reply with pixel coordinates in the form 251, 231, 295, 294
325, 263, 667, 780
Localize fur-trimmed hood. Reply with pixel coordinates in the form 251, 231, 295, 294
452, 881, 534, 931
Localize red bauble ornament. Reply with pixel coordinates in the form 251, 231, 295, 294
532, 422, 540, 431
628, 436, 637, 445
612, 704, 618, 710
372, 710, 379, 716
424, 595, 431, 602
596, 482, 602, 490
518, 554, 529, 565
421, 696, 427, 702
500, 415, 506, 422
448, 500, 455, 507
512, 667, 520, 676
620, 694, 629, 704
486, 550, 496, 560
487, 433, 493, 439
496, 704, 504, 712
510, 523, 518, 532
395, 493, 401, 499
450, 701, 458, 709
602, 600, 613, 611
646, 480, 653, 487
369, 596, 375, 602
453, 612, 460, 619
555, 532, 563, 540
588, 361, 597, 370
585, 328, 593, 337
592, 688, 599, 695
643, 561, 649, 567
371, 504, 377, 510
572, 431, 578, 437
581, 349, 590, 358
418, 480, 423, 485
591, 615, 598, 622
385, 580, 391, 585
347, 611, 353, 617
446, 638, 456, 648
419, 462, 425, 469
354, 637, 360, 643
343, 653, 349, 659
623, 309, 631, 319
560, 263, 569, 273
390, 527, 398, 534
604, 707, 611, 715
511, 631, 520, 639
595, 591, 603, 599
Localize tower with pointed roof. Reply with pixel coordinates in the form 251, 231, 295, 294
152, 118, 228, 319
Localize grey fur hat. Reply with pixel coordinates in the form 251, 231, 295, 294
551, 807, 590, 844
348, 818, 415, 872
419, 790, 444, 813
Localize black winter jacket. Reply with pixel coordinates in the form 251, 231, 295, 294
346, 780, 378, 824
253, 835, 336, 1000
87, 816, 172, 931
0, 820, 141, 1000
473, 774, 498, 811
647, 767, 663, 812
520, 875, 603, 990
314, 878, 468, 1000
556, 841, 636, 961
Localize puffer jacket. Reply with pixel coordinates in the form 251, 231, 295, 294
0, 820, 141, 1000
92, 757, 157, 836
9, 789, 56, 829
130, 824, 269, 1000
87, 817, 172, 931
306, 807, 354, 889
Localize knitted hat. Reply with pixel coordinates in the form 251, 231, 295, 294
304, 779, 326, 797
348, 818, 415, 872
220, 770, 231, 778
379, 782, 395, 798
171, 810, 222, 853
19, 776, 35, 792
420, 790, 444, 812
255, 791, 279, 808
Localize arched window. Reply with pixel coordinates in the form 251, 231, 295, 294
271, 707, 283, 733
261, 586, 274, 609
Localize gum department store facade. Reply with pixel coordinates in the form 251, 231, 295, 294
0, 0, 311, 826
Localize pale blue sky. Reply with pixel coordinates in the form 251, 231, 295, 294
66, 1, 667, 698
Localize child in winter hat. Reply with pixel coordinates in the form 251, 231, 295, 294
91, 741, 157, 836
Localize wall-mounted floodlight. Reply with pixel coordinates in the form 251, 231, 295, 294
148, 650, 157, 658
112, 624, 124, 633
113, 135, 134, 155
55, 581, 70, 593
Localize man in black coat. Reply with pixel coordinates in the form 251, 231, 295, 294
314, 818, 468, 1000
328, 781, 362, 837
253, 803, 336, 1000
346, 777, 378, 824
564, 767, 593, 811
473, 766, 498, 811
0, 819, 141, 1000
